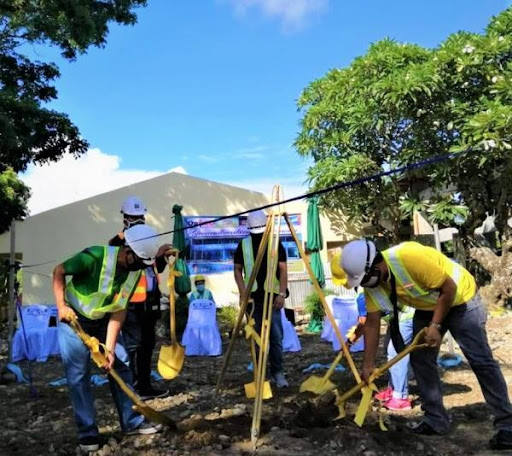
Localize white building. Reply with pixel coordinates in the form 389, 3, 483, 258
0, 172, 361, 307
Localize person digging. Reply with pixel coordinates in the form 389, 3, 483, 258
53, 224, 171, 452
341, 239, 512, 450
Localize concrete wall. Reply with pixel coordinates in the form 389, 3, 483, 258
0, 172, 270, 305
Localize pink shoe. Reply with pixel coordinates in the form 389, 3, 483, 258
374, 387, 393, 402
384, 397, 412, 411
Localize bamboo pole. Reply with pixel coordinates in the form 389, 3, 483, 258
251, 205, 281, 448
284, 213, 361, 383
215, 219, 272, 393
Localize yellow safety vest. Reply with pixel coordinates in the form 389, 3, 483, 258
365, 244, 463, 314
241, 237, 280, 294
65, 246, 141, 320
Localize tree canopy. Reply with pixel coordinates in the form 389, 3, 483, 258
0, 0, 147, 228
295, 7, 512, 242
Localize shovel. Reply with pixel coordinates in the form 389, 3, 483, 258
244, 316, 272, 400
68, 314, 176, 428
300, 324, 364, 395
157, 256, 185, 380
300, 349, 344, 395
335, 328, 428, 417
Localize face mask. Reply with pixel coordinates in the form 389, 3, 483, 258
196, 284, 205, 293
361, 267, 381, 288
123, 217, 145, 230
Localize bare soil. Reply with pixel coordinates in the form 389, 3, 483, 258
1, 315, 512, 456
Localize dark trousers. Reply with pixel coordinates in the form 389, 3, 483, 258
411, 294, 512, 433
247, 299, 284, 376
122, 306, 158, 391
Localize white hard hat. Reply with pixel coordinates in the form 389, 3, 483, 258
247, 210, 267, 234
121, 196, 147, 216
341, 240, 377, 288
124, 224, 159, 265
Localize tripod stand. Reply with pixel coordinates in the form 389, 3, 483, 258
216, 187, 360, 448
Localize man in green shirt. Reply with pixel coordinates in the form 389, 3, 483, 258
53, 224, 172, 452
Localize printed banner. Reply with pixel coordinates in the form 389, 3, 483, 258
184, 214, 302, 275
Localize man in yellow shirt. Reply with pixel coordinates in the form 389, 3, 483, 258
342, 239, 512, 450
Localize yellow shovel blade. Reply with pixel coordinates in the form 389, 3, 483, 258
244, 381, 272, 400
157, 344, 185, 380
300, 375, 336, 395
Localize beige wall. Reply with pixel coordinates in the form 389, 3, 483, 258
0, 173, 270, 305
0, 173, 362, 306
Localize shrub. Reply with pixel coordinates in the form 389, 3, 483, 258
304, 289, 335, 322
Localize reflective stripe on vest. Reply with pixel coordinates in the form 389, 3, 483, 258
241, 237, 280, 294
367, 245, 466, 314
130, 271, 147, 303
365, 286, 394, 314
65, 246, 142, 320
384, 246, 437, 304
129, 265, 161, 304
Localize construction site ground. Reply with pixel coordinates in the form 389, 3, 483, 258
1, 314, 512, 456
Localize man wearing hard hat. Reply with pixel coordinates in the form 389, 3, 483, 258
341, 239, 512, 450
109, 197, 170, 400
233, 209, 289, 388
53, 224, 165, 452
331, 251, 414, 411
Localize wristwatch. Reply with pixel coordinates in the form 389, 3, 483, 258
278, 292, 286, 298
429, 321, 442, 331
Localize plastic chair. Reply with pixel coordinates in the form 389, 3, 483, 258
181, 299, 222, 356
42, 306, 60, 359
330, 297, 365, 353
12, 304, 59, 362
321, 295, 335, 342
281, 308, 301, 352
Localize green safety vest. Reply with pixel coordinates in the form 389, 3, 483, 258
365, 244, 462, 316
190, 289, 213, 301
241, 237, 280, 294
65, 246, 142, 320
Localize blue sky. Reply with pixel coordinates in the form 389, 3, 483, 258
22, 0, 508, 214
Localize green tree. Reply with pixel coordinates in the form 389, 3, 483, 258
0, 0, 147, 228
295, 7, 512, 306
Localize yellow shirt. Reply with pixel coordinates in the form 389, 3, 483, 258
366, 242, 477, 313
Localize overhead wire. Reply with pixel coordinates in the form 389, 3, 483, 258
21, 148, 475, 269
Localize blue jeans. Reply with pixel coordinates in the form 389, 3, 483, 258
411, 294, 512, 434
386, 318, 413, 399
249, 301, 284, 375
58, 319, 144, 439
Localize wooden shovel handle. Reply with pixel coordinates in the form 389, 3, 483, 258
337, 328, 427, 404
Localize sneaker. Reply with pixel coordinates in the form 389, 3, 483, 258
270, 372, 289, 388
124, 421, 163, 436
138, 387, 170, 400
406, 421, 441, 435
490, 430, 512, 450
384, 397, 412, 411
374, 386, 393, 402
79, 436, 100, 452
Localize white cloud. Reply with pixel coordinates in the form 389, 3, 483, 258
221, 0, 329, 31
21, 148, 187, 215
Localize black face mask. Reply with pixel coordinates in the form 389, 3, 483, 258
361, 266, 381, 288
